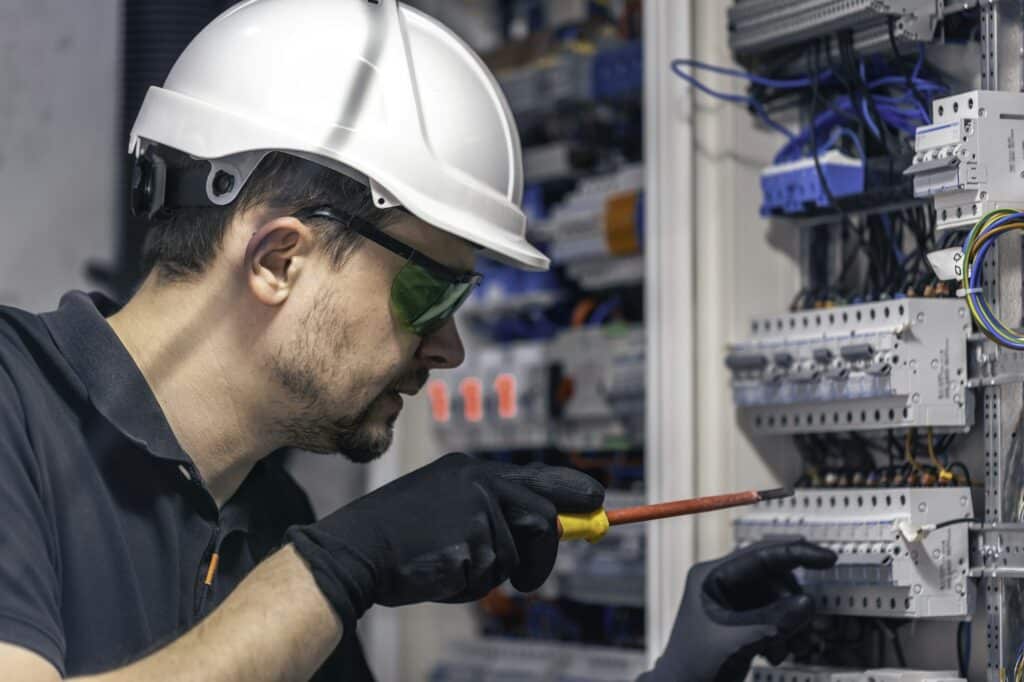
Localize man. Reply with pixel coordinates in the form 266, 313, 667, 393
0, 1, 835, 680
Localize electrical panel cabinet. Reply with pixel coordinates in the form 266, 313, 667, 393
418, 7, 647, 675
688, 1, 1024, 679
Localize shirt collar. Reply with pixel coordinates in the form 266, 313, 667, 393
40, 290, 193, 465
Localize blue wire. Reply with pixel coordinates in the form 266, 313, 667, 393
669, 60, 797, 141
963, 212, 1024, 252
866, 76, 947, 92
1013, 636, 1024, 674
670, 55, 944, 171
879, 213, 907, 266
775, 89, 929, 161
970, 235, 1024, 349
821, 126, 866, 162
965, 212, 1024, 349
668, 61, 749, 103
588, 295, 621, 326
750, 99, 798, 141
669, 58, 831, 89
860, 97, 882, 138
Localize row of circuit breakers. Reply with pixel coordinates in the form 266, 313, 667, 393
426, 325, 645, 453
736, 488, 974, 620
723, 90, 1024, 625
726, 298, 971, 436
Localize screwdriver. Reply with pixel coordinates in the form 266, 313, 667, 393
556, 488, 792, 542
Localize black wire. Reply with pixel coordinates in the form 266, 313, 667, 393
807, 42, 855, 233
958, 620, 971, 677
889, 622, 907, 667
831, 34, 872, 152
805, 37, 860, 127
843, 33, 900, 163
949, 461, 973, 485
887, 17, 930, 118
934, 517, 981, 529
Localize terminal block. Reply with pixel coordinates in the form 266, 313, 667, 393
728, 0, 939, 57
760, 151, 865, 217
735, 487, 975, 619
905, 90, 1024, 231
726, 299, 971, 435
749, 664, 965, 682
427, 341, 552, 452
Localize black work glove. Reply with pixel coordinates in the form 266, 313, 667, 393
639, 539, 837, 682
286, 452, 604, 634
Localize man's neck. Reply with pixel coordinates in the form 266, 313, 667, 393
107, 274, 279, 507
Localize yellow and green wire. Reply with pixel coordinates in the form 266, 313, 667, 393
961, 209, 1024, 349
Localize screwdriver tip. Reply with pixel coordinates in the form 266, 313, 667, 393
757, 488, 793, 501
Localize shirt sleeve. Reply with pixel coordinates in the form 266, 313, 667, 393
0, 365, 65, 674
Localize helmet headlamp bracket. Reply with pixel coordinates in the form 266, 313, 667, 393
129, 148, 267, 218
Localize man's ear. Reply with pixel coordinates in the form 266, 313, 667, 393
244, 216, 316, 306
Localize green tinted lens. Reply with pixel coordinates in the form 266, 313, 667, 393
390, 261, 475, 336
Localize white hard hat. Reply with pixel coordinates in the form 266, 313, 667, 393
129, 0, 549, 271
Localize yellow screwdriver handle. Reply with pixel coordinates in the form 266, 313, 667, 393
557, 509, 610, 542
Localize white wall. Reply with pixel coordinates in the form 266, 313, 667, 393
0, 0, 120, 312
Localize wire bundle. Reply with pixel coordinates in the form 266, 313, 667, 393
793, 430, 970, 488
789, 207, 957, 311
668, 45, 948, 166
960, 209, 1024, 349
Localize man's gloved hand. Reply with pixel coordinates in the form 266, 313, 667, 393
640, 538, 837, 682
285, 452, 604, 634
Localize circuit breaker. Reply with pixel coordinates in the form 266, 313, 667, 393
550, 325, 646, 451
905, 90, 1024, 231
735, 488, 975, 619
725, 299, 971, 435
427, 340, 551, 452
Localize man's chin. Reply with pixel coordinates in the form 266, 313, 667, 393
332, 419, 395, 463
298, 390, 402, 461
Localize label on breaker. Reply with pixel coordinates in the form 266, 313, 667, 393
915, 120, 961, 151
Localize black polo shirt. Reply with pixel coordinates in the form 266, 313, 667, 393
0, 291, 371, 679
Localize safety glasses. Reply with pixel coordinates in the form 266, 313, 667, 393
293, 206, 482, 336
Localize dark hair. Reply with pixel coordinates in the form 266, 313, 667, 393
141, 149, 401, 281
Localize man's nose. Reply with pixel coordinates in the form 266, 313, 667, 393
415, 317, 465, 369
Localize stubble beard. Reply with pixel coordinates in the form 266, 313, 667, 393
268, 294, 405, 463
